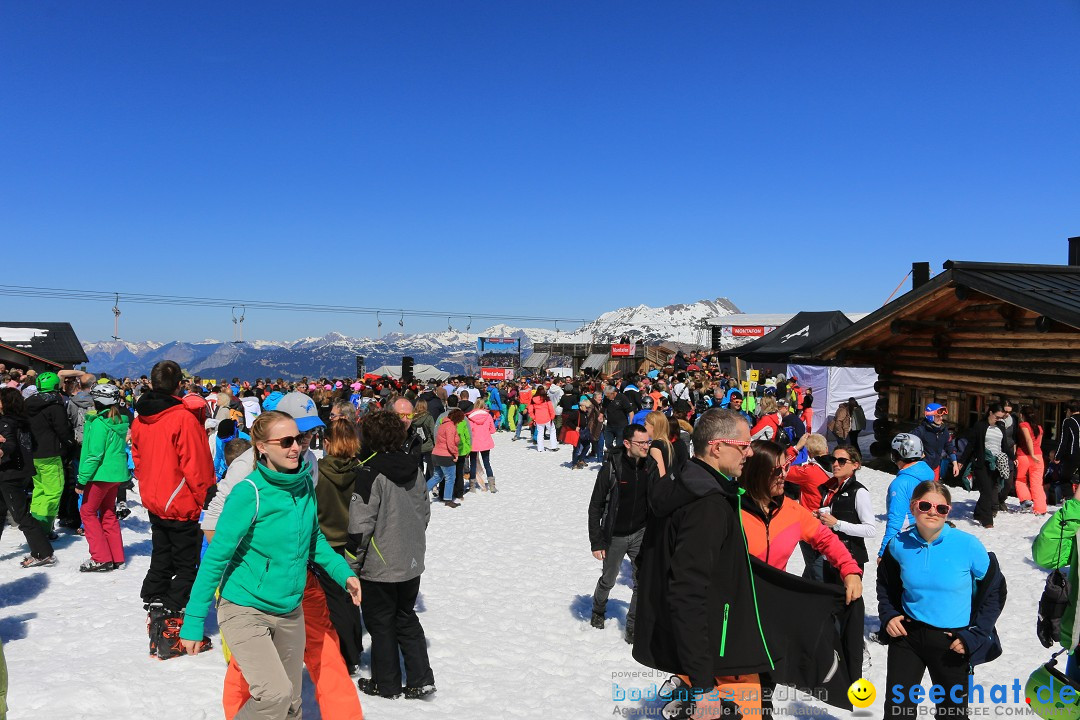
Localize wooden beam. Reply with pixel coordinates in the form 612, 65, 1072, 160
891, 367, 1080, 392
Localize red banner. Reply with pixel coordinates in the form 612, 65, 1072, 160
732, 326, 766, 337
610, 343, 636, 357
480, 367, 514, 381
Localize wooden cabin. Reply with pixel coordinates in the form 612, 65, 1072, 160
808, 255, 1080, 455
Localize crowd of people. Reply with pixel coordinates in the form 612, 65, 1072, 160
1, 353, 1079, 719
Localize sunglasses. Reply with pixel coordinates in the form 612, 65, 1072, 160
833, 457, 853, 467
398, 412, 415, 419
771, 462, 792, 477
265, 435, 305, 449
916, 501, 950, 515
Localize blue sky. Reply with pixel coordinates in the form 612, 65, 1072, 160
2, 1, 1078, 342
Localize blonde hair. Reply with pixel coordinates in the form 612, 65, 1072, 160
645, 411, 673, 462
250, 410, 295, 457
805, 433, 828, 457
759, 396, 778, 415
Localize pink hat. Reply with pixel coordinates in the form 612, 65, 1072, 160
324, 384, 332, 390
335, 381, 344, 389
350, 382, 362, 391
308, 383, 317, 391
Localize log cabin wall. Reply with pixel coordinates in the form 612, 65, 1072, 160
813, 261, 1080, 456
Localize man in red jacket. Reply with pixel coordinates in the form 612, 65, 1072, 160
131, 360, 215, 658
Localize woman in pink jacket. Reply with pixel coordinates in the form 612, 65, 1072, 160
466, 400, 496, 493
429, 409, 463, 508
529, 387, 558, 453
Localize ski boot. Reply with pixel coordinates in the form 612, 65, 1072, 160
158, 609, 212, 660
115, 501, 131, 520
145, 601, 169, 658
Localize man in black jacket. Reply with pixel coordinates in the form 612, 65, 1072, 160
633, 409, 772, 719
587, 423, 654, 644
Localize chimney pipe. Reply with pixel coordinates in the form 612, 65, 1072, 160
912, 261, 930, 289
1069, 237, 1080, 266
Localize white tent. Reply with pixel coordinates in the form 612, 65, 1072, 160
786, 364, 878, 449
367, 364, 450, 382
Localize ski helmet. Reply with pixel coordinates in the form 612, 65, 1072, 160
1025, 661, 1080, 720
90, 383, 121, 406
890, 433, 924, 461
36, 372, 60, 393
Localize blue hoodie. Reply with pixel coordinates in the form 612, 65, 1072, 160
878, 460, 936, 557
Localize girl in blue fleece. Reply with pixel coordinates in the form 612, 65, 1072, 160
878, 481, 1005, 720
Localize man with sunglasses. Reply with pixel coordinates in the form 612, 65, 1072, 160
587, 424, 656, 643
633, 409, 772, 719
911, 403, 959, 482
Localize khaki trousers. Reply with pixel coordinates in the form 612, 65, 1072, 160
218, 599, 305, 720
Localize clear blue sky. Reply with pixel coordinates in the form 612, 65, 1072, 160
2, 1, 1078, 343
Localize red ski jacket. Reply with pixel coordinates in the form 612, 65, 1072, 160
131, 391, 215, 521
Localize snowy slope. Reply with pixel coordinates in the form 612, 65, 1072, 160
0, 436, 1050, 719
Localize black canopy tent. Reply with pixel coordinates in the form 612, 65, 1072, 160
717, 311, 855, 364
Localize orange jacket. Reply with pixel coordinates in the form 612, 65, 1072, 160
740, 495, 861, 578
530, 396, 555, 425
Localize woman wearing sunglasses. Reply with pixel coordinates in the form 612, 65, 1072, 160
878, 481, 1005, 719
180, 410, 362, 718
817, 446, 876, 581
739, 440, 863, 603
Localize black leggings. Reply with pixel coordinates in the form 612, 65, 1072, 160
884, 620, 970, 719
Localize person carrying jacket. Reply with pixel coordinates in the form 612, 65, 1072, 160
958, 404, 1009, 529
878, 481, 1005, 719
75, 384, 130, 572
25, 371, 75, 535
879, 433, 936, 558
587, 423, 656, 644
0, 387, 55, 567
348, 410, 435, 699
911, 403, 958, 481
530, 386, 558, 453
633, 409, 773, 719
131, 361, 216, 655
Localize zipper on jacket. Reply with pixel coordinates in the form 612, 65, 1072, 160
719, 603, 730, 656
736, 488, 775, 670
163, 478, 188, 513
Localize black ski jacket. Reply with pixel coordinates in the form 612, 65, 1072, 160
632, 457, 774, 690
25, 392, 74, 459
587, 449, 655, 551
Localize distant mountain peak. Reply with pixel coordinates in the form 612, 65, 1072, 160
82, 296, 742, 378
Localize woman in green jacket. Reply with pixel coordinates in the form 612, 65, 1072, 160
180, 410, 361, 719
75, 384, 131, 572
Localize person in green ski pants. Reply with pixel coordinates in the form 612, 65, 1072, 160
25, 372, 75, 535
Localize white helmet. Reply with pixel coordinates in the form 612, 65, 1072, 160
90, 383, 121, 406
891, 433, 924, 461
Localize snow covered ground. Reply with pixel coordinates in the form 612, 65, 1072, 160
0, 433, 1055, 719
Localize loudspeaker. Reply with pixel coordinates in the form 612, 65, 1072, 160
401, 356, 414, 383
356, 356, 365, 377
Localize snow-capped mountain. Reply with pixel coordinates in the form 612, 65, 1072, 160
81, 298, 741, 379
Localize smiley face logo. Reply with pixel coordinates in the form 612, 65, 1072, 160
848, 678, 876, 708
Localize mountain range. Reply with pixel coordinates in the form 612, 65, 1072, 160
81, 297, 743, 379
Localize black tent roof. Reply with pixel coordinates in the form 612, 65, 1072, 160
719, 311, 854, 363
0, 322, 88, 367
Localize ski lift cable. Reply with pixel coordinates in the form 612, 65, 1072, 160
0, 283, 587, 326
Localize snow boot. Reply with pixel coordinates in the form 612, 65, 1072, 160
488, 478, 497, 494
358, 677, 403, 699
20, 554, 56, 568
404, 684, 437, 700
590, 611, 605, 629
79, 559, 114, 573
115, 501, 131, 520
